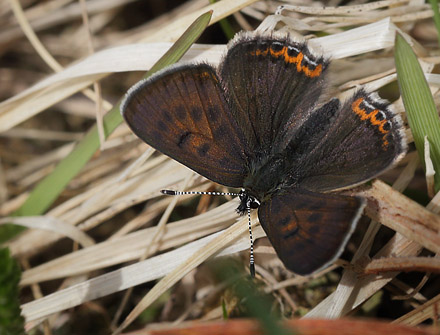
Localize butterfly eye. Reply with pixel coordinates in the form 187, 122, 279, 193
239, 188, 246, 198
249, 197, 260, 209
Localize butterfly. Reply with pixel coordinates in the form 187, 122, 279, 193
121, 31, 406, 275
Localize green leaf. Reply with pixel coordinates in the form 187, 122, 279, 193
16, 108, 123, 217
0, 248, 25, 335
213, 259, 293, 335
428, 0, 440, 47
147, 11, 213, 77
1, 11, 212, 241
208, 0, 235, 39
394, 33, 440, 192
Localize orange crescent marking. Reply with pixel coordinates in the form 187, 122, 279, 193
251, 46, 323, 78
281, 221, 298, 234
254, 47, 269, 57
295, 52, 304, 73
269, 46, 286, 58
352, 98, 390, 149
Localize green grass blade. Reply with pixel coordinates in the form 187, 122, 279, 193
394, 33, 440, 192
1, 11, 212, 241
15, 109, 122, 216
147, 10, 213, 77
214, 259, 293, 335
428, 0, 440, 47
208, 0, 235, 39
0, 248, 25, 334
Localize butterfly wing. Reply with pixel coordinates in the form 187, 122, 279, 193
258, 189, 364, 275
296, 89, 407, 193
121, 64, 250, 187
219, 32, 329, 154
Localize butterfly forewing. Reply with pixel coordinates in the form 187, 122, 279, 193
220, 32, 330, 154
121, 64, 249, 187
258, 189, 364, 275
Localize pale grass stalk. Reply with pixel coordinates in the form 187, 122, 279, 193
113, 213, 259, 334
0, 193, 29, 216
390, 278, 429, 302
6, 158, 185, 257
0, 0, 257, 132
1, 17, 425, 132
0, 128, 83, 141
79, 0, 105, 147
393, 293, 440, 325
306, 183, 440, 318
0, 158, 7, 204
277, 0, 411, 15
363, 256, 440, 274
20, 200, 239, 285
0, 216, 94, 248
7, 0, 113, 124
424, 136, 436, 197
257, 264, 298, 312
111, 171, 194, 326
304, 150, 419, 318
20, 221, 265, 326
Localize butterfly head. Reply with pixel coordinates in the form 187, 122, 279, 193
237, 189, 261, 215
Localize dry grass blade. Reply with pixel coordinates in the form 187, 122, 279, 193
306, 181, 440, 318
393, 293, 440, 325
20, 219, 264, 325
0, 216, 94, 248
363, 256, 440, 274
359, 180, 440, 253
0, 0, 257, 132
114, 214, 258, 334
18, 200, 238, 285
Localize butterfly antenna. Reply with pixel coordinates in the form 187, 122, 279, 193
247, 205, 255, 277
162, 189, 256, 277
161, 190, 240, 197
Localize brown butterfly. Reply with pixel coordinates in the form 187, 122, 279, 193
121, 32, 406, 275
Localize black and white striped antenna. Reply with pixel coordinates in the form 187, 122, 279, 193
161, 189, 256, 277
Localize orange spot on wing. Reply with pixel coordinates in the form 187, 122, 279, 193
295, 52, 304, 72
270, 46, 286, 58
251, 46, 323, 78
200, 71, 210, 78
281, 221, 297, 234
352, 98, 369, 121
284, 50, 297, 64
302, 62, 322, 78
352, 98, 390, 149
254, 47, 269, 57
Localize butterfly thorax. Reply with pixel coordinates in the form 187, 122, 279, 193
243, 153, 296, 202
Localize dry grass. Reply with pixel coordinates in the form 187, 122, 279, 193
1, 0, 440, 334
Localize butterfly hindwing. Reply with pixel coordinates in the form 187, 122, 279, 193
219, 32, 330, 154
258, 189, 364, 275
121, 64, 249, 187
297, 89, 406, 192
